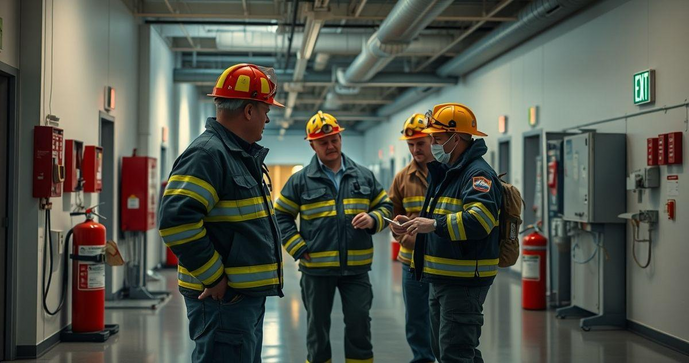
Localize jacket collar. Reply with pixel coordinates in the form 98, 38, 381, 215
205, 117, 269, 164
306, 153, 358, 179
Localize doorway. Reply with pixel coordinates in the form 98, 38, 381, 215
1, 62, 19, 361
522, 131, 543, 229
498, 137, 511, 183
99, 113, 115, 240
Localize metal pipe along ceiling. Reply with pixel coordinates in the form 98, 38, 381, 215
215, 32, 458, 56
341, 0, 454, 84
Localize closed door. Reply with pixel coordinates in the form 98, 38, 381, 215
0, 73, 9, 361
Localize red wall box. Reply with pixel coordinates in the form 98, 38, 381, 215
82, 146, 103, 193
33, 126, 64, 198
666, 132, 683, 165
657, 134, 669, 165
121, 156, 157, 231
647, 137, 659, 166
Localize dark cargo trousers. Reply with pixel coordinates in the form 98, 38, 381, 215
184, 291, 266, 363
300, 273, 374, 363
429, 283, 491, 363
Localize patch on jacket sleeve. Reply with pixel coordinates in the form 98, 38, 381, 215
472, 176, 492, 193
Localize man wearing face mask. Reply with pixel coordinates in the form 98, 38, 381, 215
274, 111, 392, 363
388, 113, 435, 363
159, 64, 285, 363
390, 103, 502, 363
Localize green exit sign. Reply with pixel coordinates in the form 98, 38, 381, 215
633, 69, 655, 105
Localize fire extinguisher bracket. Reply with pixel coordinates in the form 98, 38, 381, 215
70, 253, 106, 263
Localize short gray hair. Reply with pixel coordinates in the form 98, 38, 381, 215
214, 98, 258, 114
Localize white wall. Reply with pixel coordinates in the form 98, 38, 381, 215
139, 25, 177, 271
175, 83, 201, 152
0, 0, 20, 68
15, 0, 141, 348
261, 133, 366, 166
363, 0, 689, 342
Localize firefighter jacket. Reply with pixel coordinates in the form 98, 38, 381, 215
274, 154, 393, 276
158, 118, 283, 298
413, 139, 502, 287
388, 160, 428, 265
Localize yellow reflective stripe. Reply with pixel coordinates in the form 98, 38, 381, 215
159, 220, 203, 237
423, 266, 498, 278
166, 229, 206, 247
275, 203, 294, 215
345, 358, 373, 363
228, 278, 280, 289
204, 211, 271, 222
348, 248, 373, 256
235, 75, 251, 92
403, 196, 425, 203
289, 241, 306, 256
178, 280, 203, 291
437, 197, 462, 205
216, 197, 263, 208
301, 260, 340, 267
406, 206, 423, 213
191, 252, 223, 285
464, 202, 497, 226
224, 263, 278, 275
370, 210, 384, 231
345, 209, 368, 214
309, 251, 339, 258
168, 175, 219, 204
164, 188, 210, 210
301, 211, 337, 220
371, 190, 387, 207
425, 255, 499, 266
301, 200, 336, 211
344, 198, 369, 205
447, 214, 458, 241
468, 209, 491, 234
278, 195, 299, 210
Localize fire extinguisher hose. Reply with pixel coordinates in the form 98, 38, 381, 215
42, 210, 72, 316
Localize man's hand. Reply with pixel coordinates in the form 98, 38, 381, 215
301, 252, 312, 262
198, 275, 228, 301
398, 234, 416, 248
352, 213, 375, 229
400, 217, 436, 236
390, 215, 411, 235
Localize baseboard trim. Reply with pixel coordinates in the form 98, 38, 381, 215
627, 320, 689, 356
16, 326, 67, 359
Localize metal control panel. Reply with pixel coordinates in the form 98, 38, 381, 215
563, 132, 626, 224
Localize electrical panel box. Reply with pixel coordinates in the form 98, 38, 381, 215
658, 133, 668, 165
33, 126, 65, 198
563, 133, 626, 224
647, 137, 659, 166
64, 139, 84, 193
121, 156, 157, 231
82, 146, 103, 193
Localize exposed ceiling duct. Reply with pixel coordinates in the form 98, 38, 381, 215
216, 31, 459, 56
340, 0, 454, 85
379, 0, 595, 116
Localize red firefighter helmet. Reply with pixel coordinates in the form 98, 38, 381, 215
207, 63, 285, 107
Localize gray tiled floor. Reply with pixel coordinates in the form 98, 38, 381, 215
25, 233, 689, 362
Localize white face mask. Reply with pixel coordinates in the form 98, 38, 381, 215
431, 134, 458, 164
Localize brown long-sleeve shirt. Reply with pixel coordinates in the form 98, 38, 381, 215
388, 160, 428, 265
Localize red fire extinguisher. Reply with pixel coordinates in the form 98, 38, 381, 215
69, 206, 106, 333
522, 223, 548, 310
